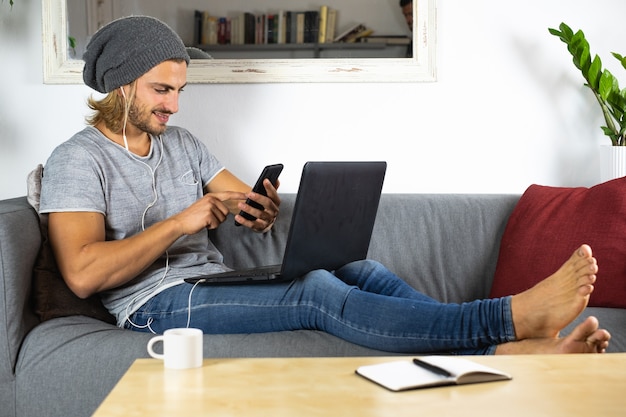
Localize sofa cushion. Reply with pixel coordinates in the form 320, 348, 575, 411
27, 165, 116, 324
490, 177, 626, 308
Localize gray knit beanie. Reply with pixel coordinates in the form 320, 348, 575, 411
83, 16, 190, 93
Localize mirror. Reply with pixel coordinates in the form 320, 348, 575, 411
43, 0, 436, 84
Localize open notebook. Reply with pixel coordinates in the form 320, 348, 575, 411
356, 356, 512, 391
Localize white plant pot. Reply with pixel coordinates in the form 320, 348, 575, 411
600, 145, 626, 182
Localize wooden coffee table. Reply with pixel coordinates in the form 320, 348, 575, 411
92, 354, 626, 417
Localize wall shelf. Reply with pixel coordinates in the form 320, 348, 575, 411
196, 42, 406, 59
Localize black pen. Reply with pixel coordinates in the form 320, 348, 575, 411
413, 358, 453, 378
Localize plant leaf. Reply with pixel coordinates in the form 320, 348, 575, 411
607, 87, 626, 118
548, 27, 561, 37
588, 55, 602, 90
559, 22, 574, 39
579, 45, 592, 74
613, 52, 626, 70
601, 126, 618, 144
599, 70, 617, 101
569, 31, 590, 71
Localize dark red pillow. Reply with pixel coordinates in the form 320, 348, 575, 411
490, 177, 626, 308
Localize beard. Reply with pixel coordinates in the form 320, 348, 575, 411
127, 101, 170, 136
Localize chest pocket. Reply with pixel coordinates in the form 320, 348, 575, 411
157, 169, 203, 217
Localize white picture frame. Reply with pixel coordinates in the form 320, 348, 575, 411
42, 0, 437, 84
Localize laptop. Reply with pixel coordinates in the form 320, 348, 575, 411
184, 161, 387, 285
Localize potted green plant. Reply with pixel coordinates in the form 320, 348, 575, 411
549, 22, 626, 146
549, 22, 626, 180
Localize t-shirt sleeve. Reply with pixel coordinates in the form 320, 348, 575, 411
188, 132, 225, 188
39, 142, 106, 215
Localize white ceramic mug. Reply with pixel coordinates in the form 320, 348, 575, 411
147, 328, 203, 369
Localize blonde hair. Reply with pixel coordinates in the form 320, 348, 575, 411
85, 82, 136, 133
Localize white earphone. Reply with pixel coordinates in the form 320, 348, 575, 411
115, 84, 190, 332
119, 87, 130, 151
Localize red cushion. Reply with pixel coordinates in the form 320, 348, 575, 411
490, 177, 626, 308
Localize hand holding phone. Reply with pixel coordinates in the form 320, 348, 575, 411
235, 163, 283, 226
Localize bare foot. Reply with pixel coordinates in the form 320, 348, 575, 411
510, 244, 597, 340
495, 316, 611, 354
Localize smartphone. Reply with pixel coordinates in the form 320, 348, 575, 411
235, 163, 284, 226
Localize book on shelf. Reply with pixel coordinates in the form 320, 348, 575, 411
193, 10, 203, 45
255, 14, 264, 44
191, 6, 338, 47
277, 10, 286, 44
229, 13, 241, 45
303, 11, 319, 44
325, 8, 337, 43
318, 5, 328, 43
266, 14, 276, 44
285, 11, 294, 44
296, 12, 305, 44
334, 23, 373, 43
217, 17, 230, 45
244, 12, 255, 44
203, 15, 218, 45
355, 357, 512, 392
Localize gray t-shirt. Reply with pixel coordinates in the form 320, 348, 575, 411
40, 126, 229, 325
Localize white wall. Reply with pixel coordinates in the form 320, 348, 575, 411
1, 0, 625, 200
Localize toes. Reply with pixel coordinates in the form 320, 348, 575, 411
577, 244, 592, 258
573, 258, 597, 282
587, 329, 611, 353
577, 284, 594, 297
587, 328, 611, 345
568, 316, 599, 341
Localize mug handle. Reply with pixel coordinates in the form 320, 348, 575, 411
147, 335, 165, 360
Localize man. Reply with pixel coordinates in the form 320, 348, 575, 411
40, 16, 610, 355
399, 0, 413, 57
400, 0, 413, 30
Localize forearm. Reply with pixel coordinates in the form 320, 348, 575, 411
52, 216, 184, 299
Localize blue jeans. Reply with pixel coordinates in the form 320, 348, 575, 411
127, 260, 516, 355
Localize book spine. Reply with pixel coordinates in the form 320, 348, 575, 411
290, 12, 299, 44
244, 12, 255, 44
318, 6, 328, 44
325, 8, 336, 43
194, 10, 203, 45
218, 17, 227, 45
206, 16, 218, 45
255, 15, 262, 44
304, 11, 319, 44
267, 14, 275, 44
296, 13, 305, 44
285, 11, 292, 44
278, 10, 286, 44
235, 13, 244, 45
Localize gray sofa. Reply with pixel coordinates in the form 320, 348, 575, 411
1, 193, 624, 417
